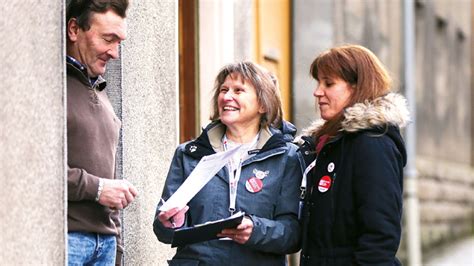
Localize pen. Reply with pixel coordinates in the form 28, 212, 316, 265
160, 198, 176, 228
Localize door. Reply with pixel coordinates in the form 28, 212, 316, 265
179, 0, 199, 142
254, 0, 292, 121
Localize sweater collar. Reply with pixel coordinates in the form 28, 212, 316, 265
66, 55, 106, 91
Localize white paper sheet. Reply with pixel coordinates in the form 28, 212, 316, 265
159, 145, 242, 211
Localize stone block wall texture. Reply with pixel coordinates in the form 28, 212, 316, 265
120, 0, 178, 265
414, 0, 473, 252
416, 0, 472, 164
0, 1, 66, 265
417, 159, 474, 248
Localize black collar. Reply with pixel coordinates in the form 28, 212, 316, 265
183, 122, 290, 160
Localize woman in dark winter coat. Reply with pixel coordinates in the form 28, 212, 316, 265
298, 44, 409, 266
154, 61, 302, 265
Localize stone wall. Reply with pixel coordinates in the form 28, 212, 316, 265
0, 1, 66, 264
415, 0, 472, 164
414, 0, 473, 253
0, 0, 179, 264
120, 1, 178, 264
417, 159, 474, 247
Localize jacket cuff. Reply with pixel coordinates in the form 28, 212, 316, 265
245, 214, 260, 246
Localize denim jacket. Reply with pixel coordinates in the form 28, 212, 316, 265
154, 121, 302, 266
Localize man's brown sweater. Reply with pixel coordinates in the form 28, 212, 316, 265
67, 61, 121, 242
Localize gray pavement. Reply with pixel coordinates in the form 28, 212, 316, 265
424, 236, 474, 266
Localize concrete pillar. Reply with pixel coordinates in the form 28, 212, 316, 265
120, 1, 179, 264
0, 1, 66, 265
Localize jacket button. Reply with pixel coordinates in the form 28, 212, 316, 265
304, 151, 310, 155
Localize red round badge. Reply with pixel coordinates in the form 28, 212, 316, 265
318, 175, 332, 193
246, 177, 263, 193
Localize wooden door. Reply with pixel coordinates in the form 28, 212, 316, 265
179, 0, 199, 142
254, 0, 292, 121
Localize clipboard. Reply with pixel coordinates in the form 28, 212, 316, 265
171, 211, 245, 247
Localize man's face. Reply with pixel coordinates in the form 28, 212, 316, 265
67, 10, 126, 77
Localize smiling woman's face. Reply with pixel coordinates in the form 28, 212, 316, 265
218, 73, 264, 132
313, 75, 353, 121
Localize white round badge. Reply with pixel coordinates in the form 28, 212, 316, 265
327, 162, 335, 173
253, 169, 269, 180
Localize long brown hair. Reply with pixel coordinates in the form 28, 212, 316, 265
310, 44, 392, 138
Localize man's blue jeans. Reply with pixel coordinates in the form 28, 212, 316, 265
68, 232, 116, 266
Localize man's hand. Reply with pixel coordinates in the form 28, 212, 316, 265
218, 216, 254, 244
157, 206, 189, 228
98, 179, 138, 209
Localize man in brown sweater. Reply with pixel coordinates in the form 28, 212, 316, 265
66, 0, 137, 264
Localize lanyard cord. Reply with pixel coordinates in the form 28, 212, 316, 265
301, 159, 316, 199
223, 133, 260, 215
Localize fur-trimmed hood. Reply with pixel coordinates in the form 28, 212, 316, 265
298, 92, 410, 140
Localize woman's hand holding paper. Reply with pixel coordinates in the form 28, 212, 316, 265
158, 206, 189, 228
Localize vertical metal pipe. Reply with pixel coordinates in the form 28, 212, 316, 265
403, 0, 422, 265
